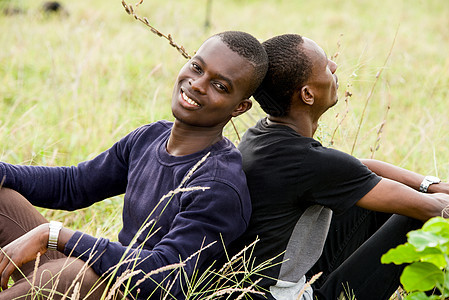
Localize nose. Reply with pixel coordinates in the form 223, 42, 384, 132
189, 77, 207, 95
328, 59, 338, 74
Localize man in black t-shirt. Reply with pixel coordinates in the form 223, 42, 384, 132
229, 34, 449, 300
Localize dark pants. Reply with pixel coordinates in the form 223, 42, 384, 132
0, 188, 108, 299
307, 206, 421, 300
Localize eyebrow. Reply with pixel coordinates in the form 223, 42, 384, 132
195, 55, 234, 91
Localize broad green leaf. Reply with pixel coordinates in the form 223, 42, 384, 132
382, 243, 444, 265
401, 262, 444, 292
422, 217, 449, 238
419, 218, 449, 253
404, 291, 439, 300
408, 231, 449, 252
382, 244, 420, 264
420, 253, 447, 269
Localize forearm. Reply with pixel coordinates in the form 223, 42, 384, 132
0, 223, 76, 289
57, 227, 76, 252
26, 223, 75, 253
0, 163, 89, 209
360, 159, 424, 190
0, 155, 127, 210
360, 159, 449, 194
356, 178, 449, 222
63, 231, 184, 298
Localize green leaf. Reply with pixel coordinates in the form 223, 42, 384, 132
404, 291, 438, 300
408, 231, 449, 252
382, 243, 420, 264
401, 262, 444, 292
420, 252, 447, 269
381, 243, 444, 266
422, 217, 449, 238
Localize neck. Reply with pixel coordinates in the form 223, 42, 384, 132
267, 109, 319, 138
167, 120, 224, 156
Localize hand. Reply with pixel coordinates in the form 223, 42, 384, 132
0, 223, 49, 290
428, 192, 449, 218
428, 182, 449, 195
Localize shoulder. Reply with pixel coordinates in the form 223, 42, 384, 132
187, 138, 249, 198
182, 142, 251, 225
239, 120, 319, 168
306, 145, 367, 174
122, 120, 173, 144
192, 138, 246, 188
307, 145, 381, 196
132, 120, 173, 137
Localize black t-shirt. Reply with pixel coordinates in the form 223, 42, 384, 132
229, 118, 381, 299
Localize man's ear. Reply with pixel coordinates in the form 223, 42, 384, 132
231, 99, 252, 117
300, 86, 314, 106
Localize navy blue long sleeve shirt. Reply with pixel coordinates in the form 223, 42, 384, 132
0, 120, 251, 299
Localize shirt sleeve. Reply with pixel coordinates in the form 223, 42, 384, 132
64, 180, 250, 299
305, 146, 381, 215
0, 129, 141, 210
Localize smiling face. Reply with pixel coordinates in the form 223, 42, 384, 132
301, 37, 339, 113
171, 36, 254, 128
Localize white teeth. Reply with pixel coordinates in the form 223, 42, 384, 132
182, 91, 200, 107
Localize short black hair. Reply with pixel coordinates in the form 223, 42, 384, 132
214, 31, 268, 98
254, 34, 312, 117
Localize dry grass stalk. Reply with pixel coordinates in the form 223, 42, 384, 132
180, 152, 210, 187
211, 239, 263, 295
330, 82, 353, 146
442, 205, 449, 218
105, 152, 212, 296
159, 152, 212, 202
351, 25, 399, 155
70, 281, 81, 300
205, 278, 264, 300
217, 239, 259, 275
230, 119, 241, 142
127, 219, 155, 247
183, 241, 217, 264
99, 152, 213, 297
57, 248, 102, 300
160, 186, 211, 203
370, 88, 391, 159
235, 278, 264, 300
134, 262, 185, 287
30, 252, 41, 298
105, 269, 142, 300
296, 271, 322, 300
121, 0, 190, 59
162, 275, 178, 300
331, 33, 343, 61
329, 35, 355, 147
103, 257, 141, 276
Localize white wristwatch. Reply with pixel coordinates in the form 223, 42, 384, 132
419, 176, 441, 193
48, 221, 63, 251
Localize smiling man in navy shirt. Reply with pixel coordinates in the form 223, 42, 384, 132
0, 31, 268, 299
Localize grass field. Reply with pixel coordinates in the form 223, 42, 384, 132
1, 0, 449, 297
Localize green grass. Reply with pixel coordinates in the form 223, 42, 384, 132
1, 0, 449, 297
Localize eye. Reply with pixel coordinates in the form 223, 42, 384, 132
191, 62, 202, 74
213, 81, 229, 93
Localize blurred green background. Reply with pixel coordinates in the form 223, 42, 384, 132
1, 0, 448, 234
